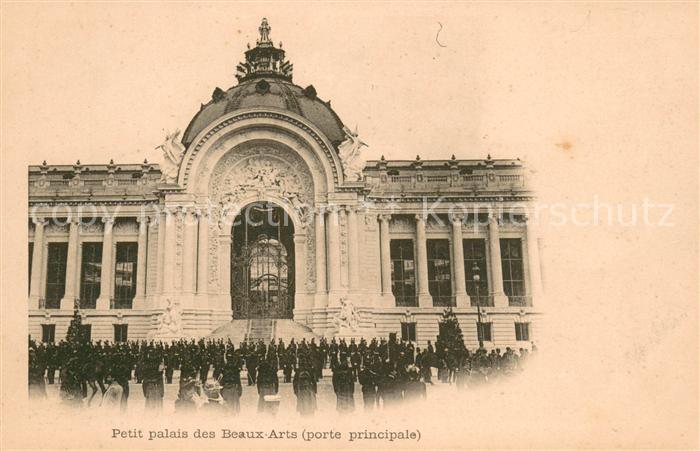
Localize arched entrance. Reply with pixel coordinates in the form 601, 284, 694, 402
231, 201, 295, 319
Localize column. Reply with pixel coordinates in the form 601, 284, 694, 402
415, 214, 432, 307
132, 216, 148, 309
488, 213, 508, 307
451, 213, 468, 307
379, 215, 393, 305
525, 213, 544, 306
294, 234, 308, 308
147, 215, 160, 308
347, 206, 360, 294
29, 217, 46, 308
327, 206, 341, 305
60, 218, 80, 310
162, 208, 177, 295
313, 208, 327, 308
182, 210, 197, 303
196, 212, 210, 297
339, 208, 348, 289
218, 234, 231, 309
96, 217, 114, 310
156, 211, 166, 295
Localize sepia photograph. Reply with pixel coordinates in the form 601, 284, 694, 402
1, 2, 698, 449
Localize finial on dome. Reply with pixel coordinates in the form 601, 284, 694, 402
236, 18, 293, 83
258, 18, 271, 44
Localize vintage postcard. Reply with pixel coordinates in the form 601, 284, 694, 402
1, 2, 697, 449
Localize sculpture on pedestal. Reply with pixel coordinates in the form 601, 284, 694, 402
153, 297, 183, 339
333, 296, 359, 332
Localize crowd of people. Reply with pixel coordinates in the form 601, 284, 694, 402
28, 335, 536, 415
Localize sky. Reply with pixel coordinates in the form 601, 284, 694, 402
2, 3, 699, 447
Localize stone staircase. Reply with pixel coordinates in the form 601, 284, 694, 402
208, 319, 318, 344
245, 319, 275, 342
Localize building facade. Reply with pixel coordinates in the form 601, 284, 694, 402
28, 19, 543, 348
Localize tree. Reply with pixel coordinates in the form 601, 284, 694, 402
65, 308, 87, 344
436, 307, 466, 354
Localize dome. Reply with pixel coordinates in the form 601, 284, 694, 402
182, 18, 346, 148
182, 78, 346, 148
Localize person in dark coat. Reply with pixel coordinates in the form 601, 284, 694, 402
28, 348, 47, 399
141, 351, 164, 410
256, 357, 280, 415
403, 366, 427, 402
246, 351, 258, 386
59, 353, 83, 407
293, 359, 317, 416
358, 356, 379, 411
220, 347, 243, 415
332, 358, 355, 413
377, 361, 403, 409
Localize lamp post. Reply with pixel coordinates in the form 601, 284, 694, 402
472, 262, 484, 349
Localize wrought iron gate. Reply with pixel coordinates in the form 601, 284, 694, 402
231, 202, 294, 319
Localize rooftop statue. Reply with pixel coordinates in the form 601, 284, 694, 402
156, 130, 186, 183
338, 125, 367, 181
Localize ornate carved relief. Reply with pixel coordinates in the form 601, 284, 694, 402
305, 230, 315, 292
363, 212, 378, 231
390, 216, 414, 233
79, 221, 103, 234
174, 213, 184, 291
209, 146, 314, 221
208, 225, 219, 292
340, 211, 348, 288
113, 219, 138, 235
45, 223, 69, 235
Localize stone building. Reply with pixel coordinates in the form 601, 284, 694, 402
28, 19, 543, 347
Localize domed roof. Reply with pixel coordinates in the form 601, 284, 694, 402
182, 18, 346, 148
182, 78, 346, 148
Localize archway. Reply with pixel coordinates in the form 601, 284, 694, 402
230, 201, 295, 319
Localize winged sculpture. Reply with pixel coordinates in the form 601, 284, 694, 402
156, 130, 186, 183
338, 125, 367, 181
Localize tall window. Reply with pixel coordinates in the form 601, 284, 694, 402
515, 322, 530, 341
79, 243, 102, 309
41, 324, 55, 343
114, 324, 128, 342
80, 324, 92, 341
427, 239, 452, 307
390, 239, 416, 307
500, 238, 526, 306
28, 242, 34, 294
45, 243, 68, 309
401, 322, 417, 342
113, 242, 138, 309
477, 322, 492, 342
463, 239, 490, 306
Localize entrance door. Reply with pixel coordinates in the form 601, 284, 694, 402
231, 202, 295, 319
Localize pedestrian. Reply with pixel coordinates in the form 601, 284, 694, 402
332, 358, 355, 413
